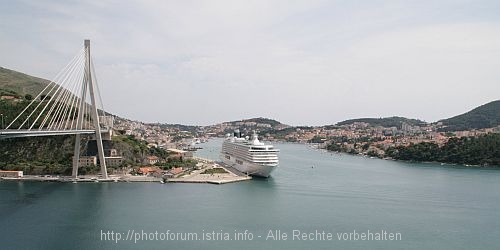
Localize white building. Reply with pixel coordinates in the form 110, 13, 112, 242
0, 170, 23, 178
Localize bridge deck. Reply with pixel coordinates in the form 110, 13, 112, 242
0, 129, 109, 139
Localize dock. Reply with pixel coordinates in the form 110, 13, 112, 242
166, 162, 251, 184
1, 175, 161, 183
1, 161, 252, 185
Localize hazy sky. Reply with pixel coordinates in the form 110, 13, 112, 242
1, 0, 499, 126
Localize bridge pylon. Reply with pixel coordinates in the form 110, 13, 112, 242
72, 40, 108, 179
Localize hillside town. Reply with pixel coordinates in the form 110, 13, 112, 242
112, 114, 500, 160
282, 121, 500, 157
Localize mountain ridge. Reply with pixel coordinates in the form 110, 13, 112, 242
438, 100, 500, 131
0, 67, 49, 97
336, 116, 426, 128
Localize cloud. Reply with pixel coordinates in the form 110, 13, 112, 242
1, 0, 500, 125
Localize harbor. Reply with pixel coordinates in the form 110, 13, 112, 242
1, 136, 275, 185
3, 141, 500, 250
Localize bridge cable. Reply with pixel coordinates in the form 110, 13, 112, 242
29, 50, 85, 130
91, 56, 108, 129
55, 56, 86, 130
19, 50, 83, 130
5, 48, 84, 129
42, 51, 85, 130
44, 52, 85, 130
67, 61, 85, 130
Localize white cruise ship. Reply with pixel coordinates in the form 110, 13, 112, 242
220, 130, 279, 177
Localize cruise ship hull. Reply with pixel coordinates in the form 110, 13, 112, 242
220, 153, 277, 177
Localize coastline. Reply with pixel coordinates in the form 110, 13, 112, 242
0, 161, 253, 184
302, 141, 499, 169
320, 147, 500, 169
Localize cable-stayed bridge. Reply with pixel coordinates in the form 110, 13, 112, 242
0, 40, 111, 179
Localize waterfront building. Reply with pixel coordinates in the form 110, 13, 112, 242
167, 148, 193, 159
0, 170, 23, 178
105, 156, 123, 167
76, 156, 97, 167
168, 167, 184, 177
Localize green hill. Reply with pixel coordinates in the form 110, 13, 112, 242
386, 133, 500, 166
438, 100, 500, 131
0, 135, 171, 175
223, 117, 284, 127
241, 117, 282, 126
0, 67, 49, 97
337, 116, 426, 128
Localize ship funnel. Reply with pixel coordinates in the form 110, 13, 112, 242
252, 131, 258, 140
252, 131, 263, 145
234, 129, 241, 138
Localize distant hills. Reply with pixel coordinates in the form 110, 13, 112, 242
0, 67, 49, 97
223, 117, 284, 127
335, 101, 500, 132
208, 117, 289, 137
438, 100, 500, 132
0, 66, 499, 131
336, 116, 426, 128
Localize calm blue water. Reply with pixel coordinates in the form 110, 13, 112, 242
1, 138, 499, 250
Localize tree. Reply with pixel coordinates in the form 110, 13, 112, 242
25, 94, 33, 100
40, 95, 51, 101
387, 134, 500, 166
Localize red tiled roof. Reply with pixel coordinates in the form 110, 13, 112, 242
169, 167, 183, 175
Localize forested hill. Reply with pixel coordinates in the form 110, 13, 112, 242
438, 100, 500, 132
336, 116, 426, 128
227, 117, 283, 127
0, 67, 49, 97
386, 133, 500, 166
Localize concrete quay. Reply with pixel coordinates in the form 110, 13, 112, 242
1, 175, 162, 183
166, 162, 251, 184
1, 161, 252, 185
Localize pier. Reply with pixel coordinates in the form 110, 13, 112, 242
166, 162, 252, 184
0, 175, 162, 183
1, 162, 252, 185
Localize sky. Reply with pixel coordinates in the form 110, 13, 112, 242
0, 0, 499, 126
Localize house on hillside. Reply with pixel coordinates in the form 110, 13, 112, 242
166, 148, 193, 159
1, 95, 16, 100
139, 166, 162, 177
145, 156, 159, 165
167, 167, 184, 178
